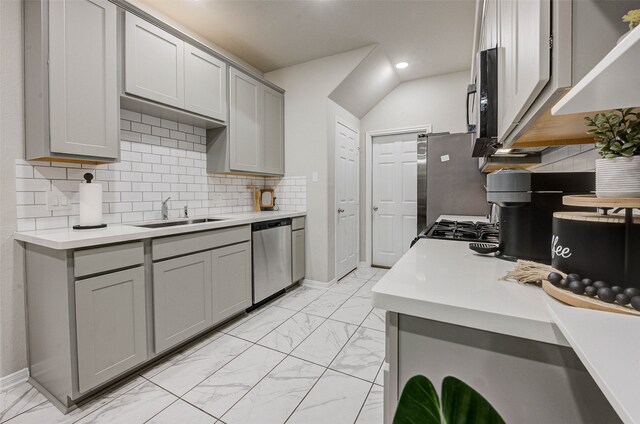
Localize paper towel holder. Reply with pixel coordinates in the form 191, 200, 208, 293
72, 173, 107, 230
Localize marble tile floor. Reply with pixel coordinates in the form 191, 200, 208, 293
0, 266, 388, 424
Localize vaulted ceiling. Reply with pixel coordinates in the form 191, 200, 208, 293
138, 0, 477, 82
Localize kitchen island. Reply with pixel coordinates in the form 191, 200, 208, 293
372, 226, 622, 423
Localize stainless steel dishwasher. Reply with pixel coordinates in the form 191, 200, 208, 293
252, 218, 292, 305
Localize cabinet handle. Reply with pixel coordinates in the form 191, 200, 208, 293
373, 206, 379, 211
337, 208, 344, 213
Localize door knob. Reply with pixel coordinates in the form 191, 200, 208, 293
337, 208, 344, 213
373, 206, 379, 211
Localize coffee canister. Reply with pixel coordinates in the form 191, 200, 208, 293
551, 212, 640, 288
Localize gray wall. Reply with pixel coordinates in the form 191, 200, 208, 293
265, 47, 371, 284
0, 0, 28, 378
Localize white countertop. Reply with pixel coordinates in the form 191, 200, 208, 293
371, 215, 568, 346
14, 211, 305, 250
547, 298, 640, 424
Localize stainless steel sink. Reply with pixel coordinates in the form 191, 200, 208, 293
133, 218, 226, 228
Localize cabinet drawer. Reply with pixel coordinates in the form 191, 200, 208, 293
292, 216, 305, 230
152, 225, 250, 261
74, 242, 144, 278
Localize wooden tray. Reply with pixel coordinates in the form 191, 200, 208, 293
542, 280, 640, 317
563, 194, 640, 209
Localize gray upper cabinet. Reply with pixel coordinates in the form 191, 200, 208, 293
153, 251, 213, 353
211, 242, 252, 324
185, 44, 227, 121
25, 0, 120, 163
262, 86, 285, 175
208, 67, 285, 176
229, 67, 261, 172
124, 12, 227, 122
125, 12, 185, 109
75, 266, 147, 393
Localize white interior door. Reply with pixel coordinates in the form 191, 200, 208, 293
336, 122, 359, 280
372, 137, 417, 267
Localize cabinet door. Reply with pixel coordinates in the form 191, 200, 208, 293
497, 0, 551, 141
75, 267, 147, 393
48, 0, 118, 159
184, 44, 227, 121
481, 0, 498, 50
292, 229, 305, 283
229, 68, 260, 172
153, 252, 213, 353
211, 242, 252, 324
125, 13, 185, 109
261, 86, 285, 175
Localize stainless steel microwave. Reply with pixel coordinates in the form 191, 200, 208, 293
469, 47, 498, 157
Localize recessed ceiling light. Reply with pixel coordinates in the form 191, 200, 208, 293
395, 62, 408, 69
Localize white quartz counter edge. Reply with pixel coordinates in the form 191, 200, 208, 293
371, 236, 568, 347
546, 299, 639, 424
14, 211, 306, 250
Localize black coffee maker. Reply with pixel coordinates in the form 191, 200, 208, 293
486, 170, 595, 264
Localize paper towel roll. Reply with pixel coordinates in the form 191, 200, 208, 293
79, 183, 103, 226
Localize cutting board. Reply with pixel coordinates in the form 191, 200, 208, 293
542, 280, 640, 317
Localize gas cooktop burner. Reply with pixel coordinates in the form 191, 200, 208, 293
423, 219, 499, 243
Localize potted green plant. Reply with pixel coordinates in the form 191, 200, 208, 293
393, 375, 505, 424
585, 108, 640, 198
619, 9, 640, 44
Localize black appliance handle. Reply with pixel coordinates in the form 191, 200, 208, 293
466, 82, 477, 133
469, 243, 499, 255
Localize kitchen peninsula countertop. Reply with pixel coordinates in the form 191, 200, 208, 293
14, 211, 306, 250
372, 214, 638, 423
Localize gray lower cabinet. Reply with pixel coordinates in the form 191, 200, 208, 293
75, 266, 147, 393
212, 242, 252, 323
153, 251, 213, 353
292, 229, 305, 283
385, 312, 621, 424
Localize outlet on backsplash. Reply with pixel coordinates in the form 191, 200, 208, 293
15, 109, 307, 231
45, 190, 71, 212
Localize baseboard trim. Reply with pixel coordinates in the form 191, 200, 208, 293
301, 278, 336, 290
0, 368, 29, 391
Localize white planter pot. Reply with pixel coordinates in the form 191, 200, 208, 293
596, 156, 640, 198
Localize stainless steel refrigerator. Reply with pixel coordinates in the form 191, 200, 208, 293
417, 132, 489, 234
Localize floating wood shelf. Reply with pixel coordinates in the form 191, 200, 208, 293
563, 194, 640, 209
510, 106, 596, 149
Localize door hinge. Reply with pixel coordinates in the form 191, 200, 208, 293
549, 35, 553, 50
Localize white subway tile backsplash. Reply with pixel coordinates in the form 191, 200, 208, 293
141, 114, 161, 127
160, 118, 178, 130
152, 126, 170, 138
15, 109, 306, 230
532, 144, 598, 173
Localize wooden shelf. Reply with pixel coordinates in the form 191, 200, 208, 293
511, 105, 596, 149
563, 194, 640, 209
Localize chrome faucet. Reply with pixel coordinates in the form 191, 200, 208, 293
161, 197, 171, 220
183, 205, 189, 218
